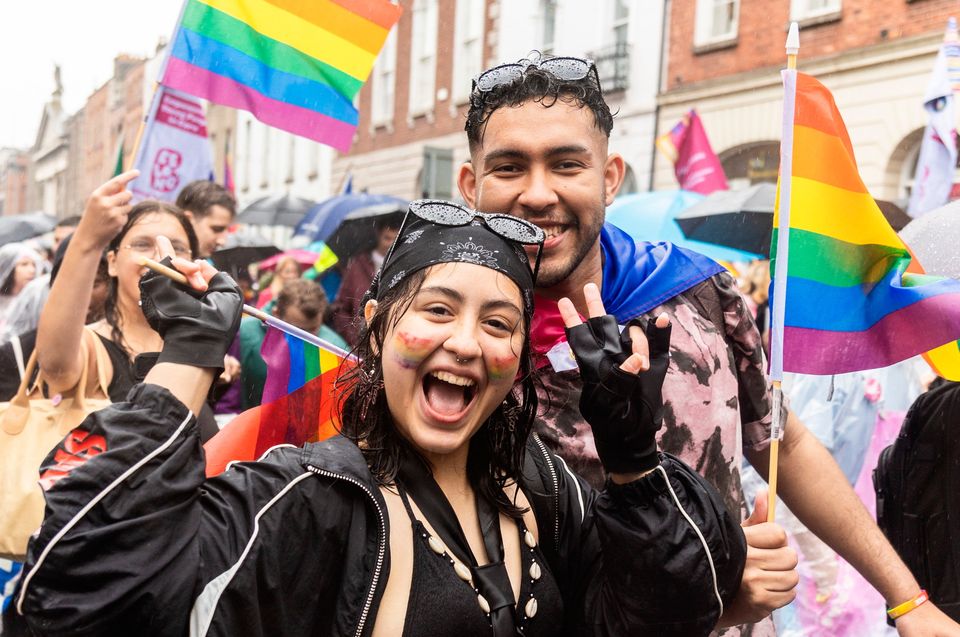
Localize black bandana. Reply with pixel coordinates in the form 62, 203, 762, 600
374, 218, 537, 317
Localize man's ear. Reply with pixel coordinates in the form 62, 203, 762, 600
457, 160, 478, 208
603, 152, 626, 206
182, 210, 196, 223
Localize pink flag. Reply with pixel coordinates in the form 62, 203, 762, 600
130, 87, 214, 203
656, 109, 729, 194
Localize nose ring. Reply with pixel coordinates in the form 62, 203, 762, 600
455, 356, 468, 365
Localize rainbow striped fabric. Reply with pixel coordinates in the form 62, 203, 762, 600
204, 328, 354, 476
771, 71, 960, 380
162, 0, 402, 152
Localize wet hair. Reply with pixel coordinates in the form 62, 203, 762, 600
337, 266, 538, 520
275, 278, 328, 322
465, 52, 614, 152
175, 180, 237, 219
104, 201, 199, 355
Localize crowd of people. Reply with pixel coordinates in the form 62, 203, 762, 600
1, 53, 959, 636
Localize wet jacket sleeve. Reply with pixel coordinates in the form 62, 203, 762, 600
9, 383, 346, 637
544, 449, 746, 637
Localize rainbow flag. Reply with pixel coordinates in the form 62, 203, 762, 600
162, 0, 402, 152
770, 71, 960, 381
204, 328, 354, 476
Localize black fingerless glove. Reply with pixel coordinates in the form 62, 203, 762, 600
139, 257, 243, 369
565, 315, 672, 474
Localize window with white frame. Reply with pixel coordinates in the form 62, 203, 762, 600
409, 0, 439, 115
371, 25, 397, 125
542, 0, 557, 56
613, 0, 629, 49
694, 0, 739, 47
790, 0, 841, 21
453, 0, 485, 103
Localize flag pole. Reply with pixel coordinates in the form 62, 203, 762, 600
767, 22, 800, 522
129, 0, 190, 172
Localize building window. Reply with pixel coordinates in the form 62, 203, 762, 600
372, 25, 397, 125
613, 0, 629, 48
260, 126, 270, 188
694, 0, 739, 47
409, 0, 439, 115
285, 134, 295, 184
453, 0, 485, 103
541, 0, 557, 55
592, 0, 630, 93
421, 146, 454, 198
242, 119, 252, 192
790, 0, 841, 21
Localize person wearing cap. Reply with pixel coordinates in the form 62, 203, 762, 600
456, 53, 960, 635
8, 202, 746, 636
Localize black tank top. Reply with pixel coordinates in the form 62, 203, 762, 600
96, 334, 219, 443
397, 485, 564, 637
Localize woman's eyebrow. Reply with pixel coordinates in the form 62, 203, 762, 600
420, 286, 521, 315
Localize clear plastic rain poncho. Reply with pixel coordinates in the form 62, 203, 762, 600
0, 242, 46, 333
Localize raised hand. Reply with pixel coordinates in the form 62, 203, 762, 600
74, 170, 139, 252
558, 283, 671, 475
139, 235, 243, 370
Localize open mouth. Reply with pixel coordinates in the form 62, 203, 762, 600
421, 370, 478, 422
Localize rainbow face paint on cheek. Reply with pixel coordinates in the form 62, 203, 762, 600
487, 353, 519, 381
392, 331, 436, 369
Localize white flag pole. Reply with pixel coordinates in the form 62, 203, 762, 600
767, 21, 800, 522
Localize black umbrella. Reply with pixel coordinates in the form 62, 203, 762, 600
326, 202, 407, 259
674, 184, 775, 256
900, 201, 960, 279
675, 184, 910, 257
0, 212, 57, 244
236, 194, 315, 227
209, 245, 281, 272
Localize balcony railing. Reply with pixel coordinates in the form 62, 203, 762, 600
591, 43, 630, 94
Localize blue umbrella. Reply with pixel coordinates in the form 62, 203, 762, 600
293, 193, 407, 244
607, 191, 762, 263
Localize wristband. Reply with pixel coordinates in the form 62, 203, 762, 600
887, 589, 929, 621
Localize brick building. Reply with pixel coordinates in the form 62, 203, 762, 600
335, 0, 663, 201
76, 55, 146, 207
654, 0, 960, 201
329, 0, 492, 201
0, 149, 30, 216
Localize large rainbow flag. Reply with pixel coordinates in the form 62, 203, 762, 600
204, 328, 354, 476
770, 71, 960, 381
161, 0, 402, 152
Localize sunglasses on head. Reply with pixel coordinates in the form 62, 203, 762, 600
383, 199, 544, 283
472, 56, 600, 94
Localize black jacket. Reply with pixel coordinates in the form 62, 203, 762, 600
8, 383, 745, 636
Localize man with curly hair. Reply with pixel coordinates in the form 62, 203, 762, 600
456, 54, 960, 636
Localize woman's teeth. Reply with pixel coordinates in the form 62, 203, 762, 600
431, 370, 475, 387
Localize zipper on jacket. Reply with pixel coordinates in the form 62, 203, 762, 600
530, 434, 560, 550
306, 465, 386, 637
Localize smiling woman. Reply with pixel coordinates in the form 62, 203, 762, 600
10, 200, 747, 637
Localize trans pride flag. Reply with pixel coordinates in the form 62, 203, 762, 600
204, 328, 354, 476
770, 71, 960, 381
162, 0, 402, 152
